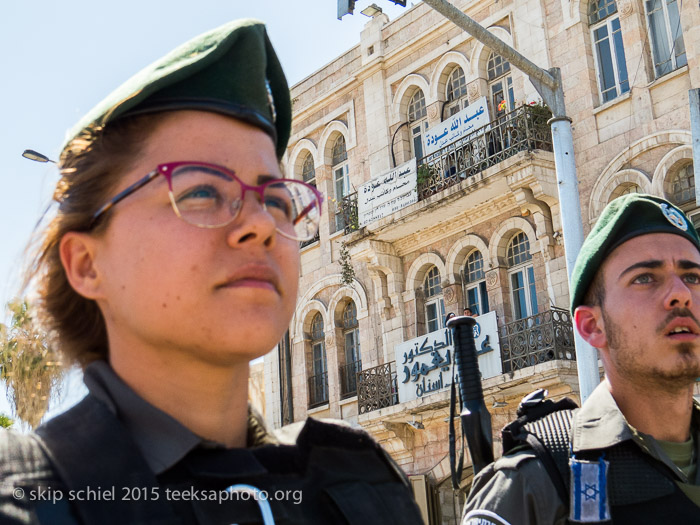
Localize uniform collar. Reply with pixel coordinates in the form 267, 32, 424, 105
572, 381, 632, 453
83, 360, 277, 475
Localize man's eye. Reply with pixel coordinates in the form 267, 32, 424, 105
683, 274, 700, 285
632, 274, 653, 284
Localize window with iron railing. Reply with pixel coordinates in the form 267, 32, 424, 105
507, 232, 538, 320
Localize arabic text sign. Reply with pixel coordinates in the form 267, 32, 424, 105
357, 159, 417, 227
423, 96, 490, 156
394, 311, 502, 403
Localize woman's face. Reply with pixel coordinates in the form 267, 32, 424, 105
88, 110, 300, 365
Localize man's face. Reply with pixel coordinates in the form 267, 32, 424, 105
581, 233, 700, 392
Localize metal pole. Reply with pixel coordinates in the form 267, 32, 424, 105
690, 89, 700, 208
421, 0, 599, 400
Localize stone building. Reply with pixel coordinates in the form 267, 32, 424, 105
263, 0, 699, 522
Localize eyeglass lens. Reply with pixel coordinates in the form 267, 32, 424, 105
168, 164, 320, 241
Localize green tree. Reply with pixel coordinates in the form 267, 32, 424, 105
0, 414, 13, 429
0, 299, 64, 429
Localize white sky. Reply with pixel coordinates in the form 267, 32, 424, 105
0, 0, 414, 422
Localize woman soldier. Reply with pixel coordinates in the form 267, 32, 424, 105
0, 19, 422, 525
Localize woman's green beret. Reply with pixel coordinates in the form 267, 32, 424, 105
62, 18, 290, 159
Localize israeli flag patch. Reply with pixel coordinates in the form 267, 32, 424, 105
569, 456, 611, 523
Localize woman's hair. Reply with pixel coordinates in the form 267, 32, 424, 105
24, 114, 165, 368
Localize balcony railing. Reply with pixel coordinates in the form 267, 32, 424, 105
300, 232, 320, 249
339, 192, 359, 234
339, 359, 362, 399
357, 362, 399, 414
417, 104, 553, 200
339, 105, 553, 231
308, 371, 329, 408
499, 307, 576, 373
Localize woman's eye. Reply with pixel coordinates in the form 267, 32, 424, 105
264, 196, 292, 217
177, 185, 221, 202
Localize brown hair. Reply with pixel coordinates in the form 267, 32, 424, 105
24, 114, 165, 368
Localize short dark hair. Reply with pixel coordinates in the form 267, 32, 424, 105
582, 267, 606, 307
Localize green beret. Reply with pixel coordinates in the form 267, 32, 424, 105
570, 193, 700, 311
62, 18, 291, 159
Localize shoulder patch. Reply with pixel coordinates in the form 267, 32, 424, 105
463, 509, 513, 525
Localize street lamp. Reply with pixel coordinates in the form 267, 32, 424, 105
22, 149, 56, 164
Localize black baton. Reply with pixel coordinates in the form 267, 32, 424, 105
447, 316, 494, 476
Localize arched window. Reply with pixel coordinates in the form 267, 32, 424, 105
645, 0, 686, 78
463, 250, 489, 316
339, 301, 361, 398
507, 232, 538, 320
302, 152, 316, 188
331, 135, 350, 232
408, 89, 428, 160
608, 182, 641, 203
446, 66, 468, 116
666, 163, 695, 206
423, 266, 445, 333
487, 52, 514, 117
308, 313, 328, 407
589, 0, 629, 104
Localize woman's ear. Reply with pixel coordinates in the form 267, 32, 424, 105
574, 305, 607, 350
59, 232, 103, 300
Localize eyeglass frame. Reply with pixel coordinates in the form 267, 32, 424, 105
88, 161, 325, 239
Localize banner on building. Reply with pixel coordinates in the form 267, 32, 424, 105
423, 96, 491, 156
357, 158, 417, 227
394, 311, 501, 403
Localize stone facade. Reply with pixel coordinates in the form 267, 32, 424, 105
264, 1, 699, 523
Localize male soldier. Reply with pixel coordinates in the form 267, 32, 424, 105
463, 194, 700, 523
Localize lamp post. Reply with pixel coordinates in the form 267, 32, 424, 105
22, 150, 56, 164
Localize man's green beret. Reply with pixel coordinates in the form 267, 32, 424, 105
62, 18, 291, 159
570, 193, 700, 311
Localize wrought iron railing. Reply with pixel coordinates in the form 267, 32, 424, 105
499, 307, 576, 373
299, 232, 320, 249
357, 362, 399, 414
339, 192, 359, 234
417, 104, 553, 199
339, 359, 362, 399
308, 371, 329, 408
338, 105, 552, 229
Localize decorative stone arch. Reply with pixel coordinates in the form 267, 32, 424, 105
651, 145, 694, 198
328, 285, 369, 324
288, 138, 319, 179
404, 252, 447, 301
445, 234, 490, 284
589, 131, 691, 222
489, 217, 539, 266
391, 73, 431, 123
429, 51, 472, 102
589, 168, 652, 220
294, 299, 328, 346
296, 274, 369, 317
318, 120, 353, 166
469, 26, 513, 78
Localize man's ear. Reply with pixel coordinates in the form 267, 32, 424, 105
574, 305, 607, 349
59, 232, 103, 300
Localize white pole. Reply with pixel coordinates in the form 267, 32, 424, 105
550, 118, 600, 401
690, 89, 700, 208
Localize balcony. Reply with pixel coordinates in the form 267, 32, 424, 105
500, 307, 576, 373
308, 371, 329, 408
416, 104, 552, 199
357, 307, 575, 414
299, 232, 320, 249
357, 362, 399, 414
341, 104, 554, 241
339, 359, 362, 399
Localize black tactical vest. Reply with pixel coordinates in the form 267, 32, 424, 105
2, 395, 423, 525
